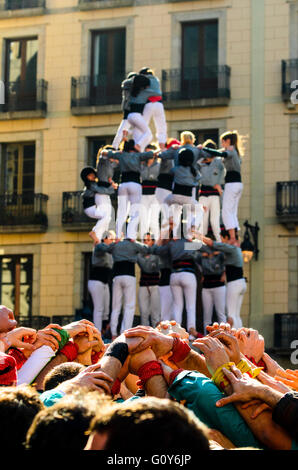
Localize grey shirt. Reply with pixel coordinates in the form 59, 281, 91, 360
95, 239, 149, 263
96, 157, 117, 184
171, 165, 201, 187
137, 253, 161, 273
141, 160, 161, 182
222, 148, 242, 174
198, 157, 225, 187
91, 246, 113, 269
150, 238, 203, 262
212, 242, 243, 268
106, 151, 154, 174
196, 251, 226, 276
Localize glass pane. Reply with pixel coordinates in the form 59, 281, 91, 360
22, 143, 35, 193
24, 39, 38, 91
113, 30, 125, 78
92, 33, 108, 86
7, 40, 22, 82
183, 25, 199, 75
88, 137, 113, 167
20, 285, 31, 317
1, 285, 15, 312
204, 23, 218, 72
1, 144, 19, 194
1, 257, 14, 284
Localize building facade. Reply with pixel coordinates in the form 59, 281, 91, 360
0, 0, 297, 346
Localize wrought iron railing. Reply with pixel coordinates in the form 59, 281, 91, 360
0, 193, 49, 227
0, 79, 48, 113
281, 59, 298, 103
71, 75, 123, 109
161, 65, 231, 103
62, 191, 91, 226
276, 181, 298, 217
1, 0, 45, 10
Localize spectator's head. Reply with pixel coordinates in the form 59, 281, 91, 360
80, 167, 97, 184
123, 139, 137, 152
85, 397, 210, 451
102, 230, 116, 244
26, 389, 110, 450
203, 139, 217, 150
43, 362, 85, 391
0, 305, 17, 333
180, 131, 195, 146
139, 67, 154, 76
220, 130, 242, 156
0, 385, 44, 450
143, 232, 155, 247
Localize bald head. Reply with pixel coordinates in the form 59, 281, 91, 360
0, 306, 17, 333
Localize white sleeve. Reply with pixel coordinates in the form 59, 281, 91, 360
17, 345, 56, 385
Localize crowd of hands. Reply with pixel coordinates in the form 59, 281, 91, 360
1, 305, 298, 450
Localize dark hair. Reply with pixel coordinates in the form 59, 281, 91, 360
43, 363, 84, 391
131, 74, 150, 97
220, 130, 242, 156
80, 166, 97, 185
203, 139, 217, 150
123, 139, 136, 152
178, 148, 197, 178
26, 390, 110, 450
139, 67, 154, 76
89, 397, 210, 451
0, 386, 44, 450
145, 143, 158, 151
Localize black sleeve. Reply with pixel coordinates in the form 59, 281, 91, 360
272, 392, 298, 442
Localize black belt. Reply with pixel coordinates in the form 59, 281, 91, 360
173, 184, 193, 197
225, 171, 242, 183
121, 172, 141, 184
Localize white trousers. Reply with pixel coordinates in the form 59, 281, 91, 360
138, 285, 161, 327
117, 182, 142, 239
88, 280, 110, 332
159, 285, 174, 321
199, 195, 222, 242
112, 119, 132, 150
127, 112, 152, 151
170, 272, 197, 331
226, 278, 247, 329
155, 188, 171, 236
84, 195, 112, 240
110, 275, 136, 336
202, 285, 227, 334
165, 193, 204, 239
139, 194, 160, 240
222, 182, 243, 231
142, 101, 167, 145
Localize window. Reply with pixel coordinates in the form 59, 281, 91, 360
0, 142, 35, 201
0, 255, 33, 318
90, 28, 125, 105
87, 136, 114, 167
5, 37, 38, 111
181, 21, 218, 98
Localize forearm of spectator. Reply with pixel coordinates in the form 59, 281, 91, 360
175, 350, 211, 378
17, 345, 56, 386
145, 374, 168, 398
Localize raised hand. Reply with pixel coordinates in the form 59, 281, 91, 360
192, 336, 230, 376
124, 326, 174, 358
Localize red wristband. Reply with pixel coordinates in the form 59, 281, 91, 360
245, 356, 266, 371
60, 341, 79, 362
111, 377, 121, 397
170, 338, 191, 364
169, 368, 184, 386
91, 351, 101, 364
8, 348, 27, 370
137, 361, 163, 388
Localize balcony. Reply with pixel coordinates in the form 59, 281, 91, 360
161, 66, 231, 109
71, 75, 122, 115
0, 193, 49, 233
281, 59, 298, 108
0, 79, 48, 120
78, 0, 133, 10
276, 181, 298, 230
0, 0, 45, 17
62, 191, 94, 231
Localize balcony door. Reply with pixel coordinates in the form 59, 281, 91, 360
0, 255, 33, 318
1, 142, 35, 201
5, 37, 38, 111
181, 21, 218, 99
90, 29, 125, 106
